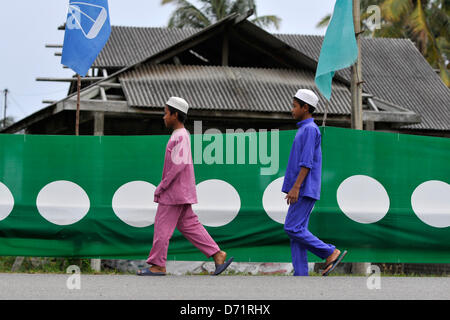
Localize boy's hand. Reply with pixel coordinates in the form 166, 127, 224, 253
154, 185, 163, 197
285, 185, 300, 205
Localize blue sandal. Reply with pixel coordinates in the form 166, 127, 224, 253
212, 257, 234, 276
137, 268, 166, 276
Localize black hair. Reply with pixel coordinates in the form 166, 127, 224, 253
294, 97, 316, 114
167, 105, 187, 124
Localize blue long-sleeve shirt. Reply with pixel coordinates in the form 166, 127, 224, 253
282, 118, 322, 200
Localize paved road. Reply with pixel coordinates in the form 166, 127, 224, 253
0, 273, 449, 300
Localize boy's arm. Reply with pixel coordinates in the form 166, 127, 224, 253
285, 167, 310, 205
285, 127, 317, 204
155, 136, 189, 195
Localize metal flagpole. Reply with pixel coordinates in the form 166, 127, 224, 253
76, 75, 81, 135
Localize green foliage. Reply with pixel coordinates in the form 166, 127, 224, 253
317, 0, 449, 87
162, 0, 281, 30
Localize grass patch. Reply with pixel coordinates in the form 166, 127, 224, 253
0, 256, 132, 275
1, 257, 447, 277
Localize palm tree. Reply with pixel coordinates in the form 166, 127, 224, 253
161, 0, 281, 30
316, 0, 449, 87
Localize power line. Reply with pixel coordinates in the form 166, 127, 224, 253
10, 88, 69, 97
8, 94, 28, 117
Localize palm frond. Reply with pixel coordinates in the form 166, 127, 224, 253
373, 22, 406, 38
251, 15, 281, 30
436, 36, 449, 63
381, 0, 413, 22
316, 14, 331, 29
438, 64, 449, 87
166, 1, 212, 29
209, 0, 231, 20
229, 0, 256, 14
408, 0, 434, 54
161, 0, 186, 5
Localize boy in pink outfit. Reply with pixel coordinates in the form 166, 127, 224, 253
137, 97, 233, 276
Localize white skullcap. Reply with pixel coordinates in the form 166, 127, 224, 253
294, 89, 319, 108
166, 97, 189, 114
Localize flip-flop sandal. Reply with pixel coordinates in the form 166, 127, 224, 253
212, 257, 234, 276
322, 250, 347, 277
137, 268, 166, 276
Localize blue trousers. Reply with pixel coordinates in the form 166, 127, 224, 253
284, 196, 335, 276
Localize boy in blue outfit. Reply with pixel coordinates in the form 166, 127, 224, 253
282, 89, 347, 276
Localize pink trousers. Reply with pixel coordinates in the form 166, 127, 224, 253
146, 203, 221, 267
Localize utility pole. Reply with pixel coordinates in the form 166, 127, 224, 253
351, 0, 363, 130
3, 89, 8, 129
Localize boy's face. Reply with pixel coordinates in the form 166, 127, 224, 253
163, 106, 178, 129
292, 99, 308, 120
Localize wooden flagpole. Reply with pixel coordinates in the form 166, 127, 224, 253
76, 74, 81, 135
351, 0, 363, 130
322, 100, 329, 127
351, 0, 371, 275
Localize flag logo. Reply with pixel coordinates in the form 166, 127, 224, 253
66, 2, 108, 39
61, 0, 111, 76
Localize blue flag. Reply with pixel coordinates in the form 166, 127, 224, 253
315, 0, 358, 100
61, 0, 111, 76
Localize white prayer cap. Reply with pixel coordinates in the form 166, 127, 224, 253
294, 89, 319, 108
166, 97, 189, 114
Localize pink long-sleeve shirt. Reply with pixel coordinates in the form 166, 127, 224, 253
154, 128, 198, 205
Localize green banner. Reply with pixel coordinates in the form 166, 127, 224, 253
0, 126, 449, 263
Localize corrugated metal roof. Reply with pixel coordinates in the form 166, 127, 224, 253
94, 26, 449, 131
93, 26, 198, 68
120, 64, 351, 114
275, 34, 450, 131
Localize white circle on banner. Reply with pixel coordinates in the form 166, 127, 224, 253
337, 175, 390, 224
411, 180, 450, 228
193, 179, 241, 227
262, 177, 316, 224
263, 177, 289, 224
36, 181, 90, 226
112, 181, 158, 228
0, 182, 14, 221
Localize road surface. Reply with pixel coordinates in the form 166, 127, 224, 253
0, 273, 449, 300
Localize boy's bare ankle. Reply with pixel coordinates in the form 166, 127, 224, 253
213, 250, 227, 265
150, 265, 166, 273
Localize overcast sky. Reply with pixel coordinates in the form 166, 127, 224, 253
0, 0, 335, 123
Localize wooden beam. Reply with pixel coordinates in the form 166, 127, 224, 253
149, 25, 227, 66
363, 111, 421, 123
62, 99, 352, 124
64, 100, 129, 113
98, 83, 121, 88
36, 77, 104, 82
79, 87, 100, 100
93, 111, 105, 136
45, 44, 63, 48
